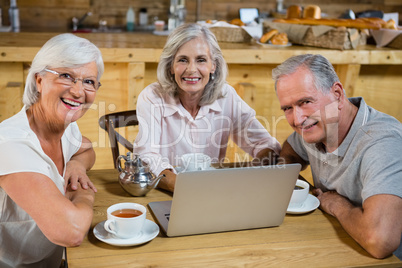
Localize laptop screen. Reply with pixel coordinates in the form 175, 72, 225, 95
149, 164, 301, 237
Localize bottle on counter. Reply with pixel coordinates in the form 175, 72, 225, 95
9, 0, 20, 32
139, 8, 148, 26
276, 0, 284, 12
126, 6, 135, 32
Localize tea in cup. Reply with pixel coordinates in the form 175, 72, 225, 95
104, 202, 146, 239
288, 179, 309, 208
181, 153, 211, 172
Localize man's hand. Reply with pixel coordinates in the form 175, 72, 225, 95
312, 188, 348, 217
278, 140, 309, 169
312, 187, 402, 259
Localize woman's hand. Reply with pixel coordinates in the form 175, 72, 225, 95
65, 135, 97, 192
253, 148, 278, 166
157, 169, 177, 193
64, 159, 97, 192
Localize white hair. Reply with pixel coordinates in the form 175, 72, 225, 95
157, 23, 228, 105
23, 33, 104, 107
272, 54, 340, 94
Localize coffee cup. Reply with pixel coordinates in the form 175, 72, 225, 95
288, 179, 310, 208
104, 202, 146, 239
181, 153, 211, 172
154, 20, 165, 31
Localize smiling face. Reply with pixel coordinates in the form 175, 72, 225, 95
276, 67, 341, 145
35, 61, 98, 127
171, 37, 216, 98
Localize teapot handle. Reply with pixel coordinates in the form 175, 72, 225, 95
116, 155, 126, 172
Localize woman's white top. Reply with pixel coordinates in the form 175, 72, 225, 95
134, 82, 281, 175
0, 107, 82, 267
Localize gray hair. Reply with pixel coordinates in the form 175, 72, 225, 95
272, 54, 340, 94
157, 23, 228, 105
23, 33, 104, 108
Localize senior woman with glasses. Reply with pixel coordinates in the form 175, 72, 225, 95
0, 33, 103, 267
134, 23, 281, 192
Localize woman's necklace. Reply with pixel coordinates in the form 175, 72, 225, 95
192, 106, 200, 119
179, 98, 200, 119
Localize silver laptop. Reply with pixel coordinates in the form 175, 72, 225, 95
148, 163, 301, 237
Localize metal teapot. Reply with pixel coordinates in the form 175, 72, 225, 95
116, 152, 165, 197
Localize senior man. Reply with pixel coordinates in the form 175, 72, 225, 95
273, 54, 402, 259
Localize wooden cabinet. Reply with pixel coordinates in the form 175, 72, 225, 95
1, 33, 401, 171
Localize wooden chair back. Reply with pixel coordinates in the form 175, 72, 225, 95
98, 110, 138, 168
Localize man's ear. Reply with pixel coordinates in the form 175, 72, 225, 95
331, 82, 345, 109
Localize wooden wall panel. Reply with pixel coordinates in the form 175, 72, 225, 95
355, 65, 402, 122
17, 0, 90, 8
227, 63, 293, 143
76, 62, 130, 170
335, 64, 361, 97
87, 61, 156, 170
0, 63, 24, 121
145, 63, 158, 88
217, 64, 294, 163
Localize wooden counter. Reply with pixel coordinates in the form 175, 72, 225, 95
2, 32, 402, 63
66, 169, 402, 267
1, 32, 401, 171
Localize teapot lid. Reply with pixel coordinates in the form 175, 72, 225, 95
126, 152, 150, 173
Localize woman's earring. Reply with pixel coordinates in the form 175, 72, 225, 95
210, 73, 215, 80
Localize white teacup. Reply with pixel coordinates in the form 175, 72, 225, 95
181, 153, 211, 172
104, 202, 146, 239
289, 179, 310, 208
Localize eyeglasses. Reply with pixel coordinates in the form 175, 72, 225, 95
44, 69, 101, 92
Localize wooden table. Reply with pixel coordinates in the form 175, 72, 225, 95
67, 169, 401, 267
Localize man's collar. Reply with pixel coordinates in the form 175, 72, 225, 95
333, 97, 367, 156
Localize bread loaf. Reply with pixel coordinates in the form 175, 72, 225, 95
230, 18, 245, 26
287, 5, 302, 19
271, 33, 289, 45
359, 17, 387, 28
260, 29, 278, 43
303, 5, 321, 19
384, 19, 397, 30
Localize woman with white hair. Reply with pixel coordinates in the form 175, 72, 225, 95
134, 23, 280, 192
0, 33, 104, 267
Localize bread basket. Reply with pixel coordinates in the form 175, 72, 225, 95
210, 27, 253, 43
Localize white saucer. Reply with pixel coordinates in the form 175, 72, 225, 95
93, 219, 159, 246
287, 194, 320, 215
153, 30, 170, 36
